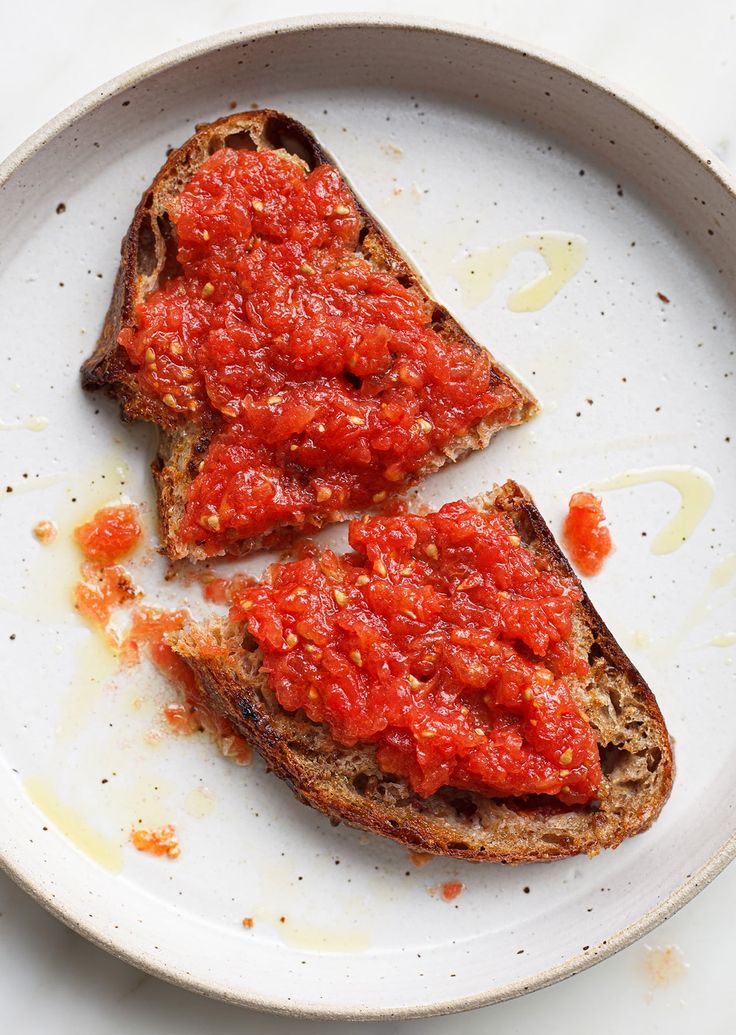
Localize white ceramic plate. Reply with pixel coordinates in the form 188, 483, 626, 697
1, 15, 734, 1020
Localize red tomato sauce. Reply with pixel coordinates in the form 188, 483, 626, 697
563, 492, 613, 576
201, 571, 257, 605
74, 561, 139, 629
232, 501, 601, 804
74, 504, 142, 564
118, 148, 520, 552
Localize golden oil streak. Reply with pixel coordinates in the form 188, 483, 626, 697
24, 775, 123, 872
456, 232, 587, 311
589, 466, 715, 554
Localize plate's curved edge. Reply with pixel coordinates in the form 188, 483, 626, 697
1, 11, 736, 203
2, 829, 734, 1020
1, 12, 735, 1020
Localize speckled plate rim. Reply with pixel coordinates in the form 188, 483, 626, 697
1, 13, 734, 1020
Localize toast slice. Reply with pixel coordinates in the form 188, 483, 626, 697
81, 110, 536, 560
171, 481, 673, 863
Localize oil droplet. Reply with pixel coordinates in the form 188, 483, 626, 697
683, 554, 736, 631
649, 552, 736, 665
455, 233, 587, 311
106, 772, 172, 834
589, 466, 714, 554
56, 630, 119, 739
709, 553, 736, 589
24, 775, 123, 872
0, 415, 49, 432
13, 452, 132, 626
186, 785, 215, 818
280, 921, 371, 953
707, 633, 736, 647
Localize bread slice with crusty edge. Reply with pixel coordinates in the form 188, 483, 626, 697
171, 480, 673, 863
81, 110, 537, 561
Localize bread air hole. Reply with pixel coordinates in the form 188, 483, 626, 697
647, 746, 662, 772
206, 130, 258, 156
608, 685, 623, 716
599, 743, 625, 775
449, 796, 478, 820
157, 214, 183, 282
264, 115, 318, 170
136, 212, 157, 276
587, 639, 604, 664
224, 130, 258, 152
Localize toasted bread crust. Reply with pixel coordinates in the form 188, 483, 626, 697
172, 482, 673, 863
82, 110, 537, 560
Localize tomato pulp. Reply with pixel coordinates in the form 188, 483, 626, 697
74, 503, 142, 564
74, 561, 139, 628
130, 824, 180, 858
233, 502, 602, 804
119, 148, 520, 552
563, 492, 612, 576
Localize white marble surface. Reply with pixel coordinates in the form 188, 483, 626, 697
1, 1, 735, 1030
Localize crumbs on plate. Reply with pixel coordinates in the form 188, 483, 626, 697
32, 519, 57, 544
130, 823, 180, 859
428, 881, 465, 902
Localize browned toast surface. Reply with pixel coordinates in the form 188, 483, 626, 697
81, 110, 537, 560
172, 481, 673, 863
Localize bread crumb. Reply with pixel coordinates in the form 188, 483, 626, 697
32, 519, 57, 544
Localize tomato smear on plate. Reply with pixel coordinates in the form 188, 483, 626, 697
73, 561, 140, 631
201, 571, 257, 605
123, 605, 252, 765
163, 702, 200, 736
